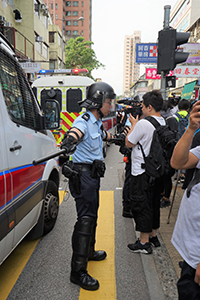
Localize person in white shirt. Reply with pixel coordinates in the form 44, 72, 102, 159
171, 100, 200, 300
125, 90, 165, 254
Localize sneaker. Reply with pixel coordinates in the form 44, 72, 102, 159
122, 206, 133, 218
160, 197, 171, 208
180, 176, 185, 183
149, 236, 161, 247
127, 239, 152, 254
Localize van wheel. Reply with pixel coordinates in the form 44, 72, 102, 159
43, 180, 59, 235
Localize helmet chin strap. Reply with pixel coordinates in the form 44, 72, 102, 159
97, 108, 104, 119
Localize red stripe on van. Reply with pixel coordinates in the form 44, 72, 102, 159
5, 164, 45, 205
0, 174, 5, 208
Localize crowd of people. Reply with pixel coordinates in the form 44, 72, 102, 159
60, 81, 200, 298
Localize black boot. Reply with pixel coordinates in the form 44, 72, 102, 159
88, 219, 107, 261
70, 216, 99, 291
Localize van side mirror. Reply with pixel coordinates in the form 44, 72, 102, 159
43, 99, 60, 129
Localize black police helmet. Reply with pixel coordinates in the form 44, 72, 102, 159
79, 81, 116, 109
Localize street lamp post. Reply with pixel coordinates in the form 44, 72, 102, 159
57, 17, 84, 68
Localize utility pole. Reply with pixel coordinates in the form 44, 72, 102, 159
160, 5, 171, 100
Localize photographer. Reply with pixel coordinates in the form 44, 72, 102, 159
113, 98, 143, 218
61, 81, 116, 291
171, 100, 200, 299
125, 90, 165, 254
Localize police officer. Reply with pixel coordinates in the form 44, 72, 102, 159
61, 81, 116, 291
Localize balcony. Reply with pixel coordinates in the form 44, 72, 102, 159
0, 26, 34, 61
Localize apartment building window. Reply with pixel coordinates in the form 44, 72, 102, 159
73, 30, 78, 35
44, 15, 48, 29
67, 30, 71, 35
66, 1, 71, 6
51, 3, 53, 9
58, 34, 61, 46
66, 21, 71, 26
56, 4, 57, 9
66, 11, 71, 16
43, 43, 48, 59
82, 1, 84, 6
73, 21, 78, 26
49, 32, 55, 43
81, 11, 83, 16
35, 36, 42, 54
7, 0, 14, 4
73, 11, 78, 16
73, 1, 78, 6
56, 14, 58, 19
50, 60, 55, 70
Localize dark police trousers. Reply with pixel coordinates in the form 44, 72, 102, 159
69, 169, 100, 272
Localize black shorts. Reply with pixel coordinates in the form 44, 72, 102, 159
130, 172, 153, 233
177, 261, 200, 300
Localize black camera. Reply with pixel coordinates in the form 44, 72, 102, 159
117, 98, 142, 118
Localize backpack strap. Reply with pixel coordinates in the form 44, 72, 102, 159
186, 168, 200, 198
175, 112, 179, 120
145, 116, 161, 129
137, 116, 161, 158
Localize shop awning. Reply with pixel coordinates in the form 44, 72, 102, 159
181, 80, 197, 100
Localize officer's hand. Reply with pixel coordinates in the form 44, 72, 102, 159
60, 138, 76, 155
114, 132, 126, 146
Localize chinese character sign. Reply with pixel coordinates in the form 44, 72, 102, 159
145, 68, 174, 79
136, 43, 157, 64
174, 66, 200, 77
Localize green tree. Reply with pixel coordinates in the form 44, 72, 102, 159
65, 37, 105, 78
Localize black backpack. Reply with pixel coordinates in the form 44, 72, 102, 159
175, 112, 189, 139
138, 116, 177, 179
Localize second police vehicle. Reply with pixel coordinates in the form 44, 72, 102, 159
32, 69, 117, 156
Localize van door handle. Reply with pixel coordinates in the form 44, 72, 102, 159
10, 145, 22, 152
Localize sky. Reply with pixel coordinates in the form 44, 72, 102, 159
91, 0, 178, 96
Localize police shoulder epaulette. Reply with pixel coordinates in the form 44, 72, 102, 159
81, 113, 90, 121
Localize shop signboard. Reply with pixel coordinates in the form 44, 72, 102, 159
136, 43, 157, 63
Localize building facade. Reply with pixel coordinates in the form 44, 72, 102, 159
170, 0, 200, 98
0, 0, 65, 80
122, 31, 141, 96
44, 0, 91, 41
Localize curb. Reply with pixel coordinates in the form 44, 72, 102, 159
134, 223, 166, 300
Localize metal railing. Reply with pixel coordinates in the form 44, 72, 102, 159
0, 26, 34, 60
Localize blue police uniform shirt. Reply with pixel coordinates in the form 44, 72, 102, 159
71, 111, 104, 163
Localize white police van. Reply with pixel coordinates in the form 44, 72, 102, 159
0, 33, 61, 265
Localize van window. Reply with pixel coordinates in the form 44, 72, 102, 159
66, 88, 82, 113
0, 48, 40, 130
41, 88, 62, 111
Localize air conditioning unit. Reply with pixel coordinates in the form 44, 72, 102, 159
34, 3, 39, 12
5, 22, 12, 27
40, 4, 46, 11
35, 36, 43, 42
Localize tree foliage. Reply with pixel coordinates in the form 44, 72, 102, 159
65, 37, 105, 78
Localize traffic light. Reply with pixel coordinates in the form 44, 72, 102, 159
157, 28, 190, 74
